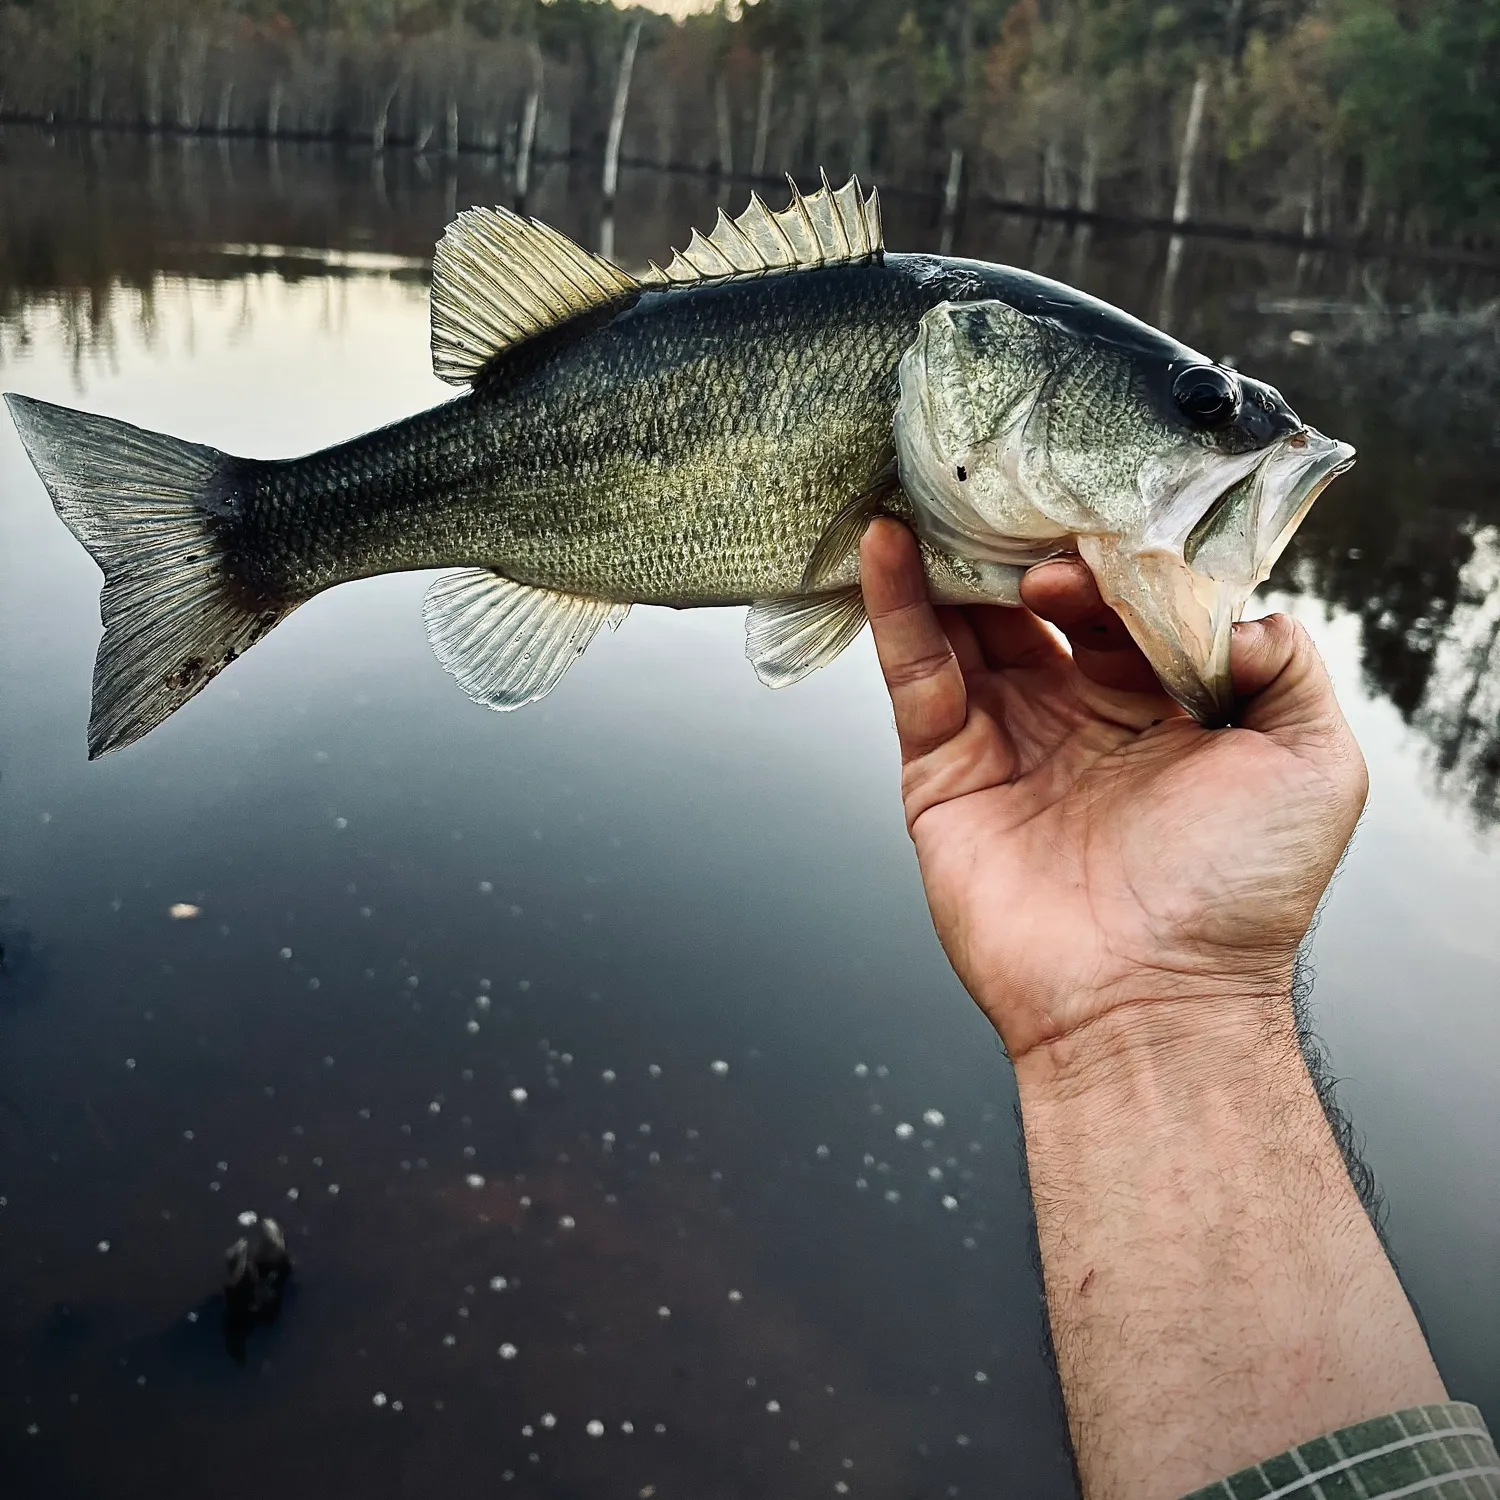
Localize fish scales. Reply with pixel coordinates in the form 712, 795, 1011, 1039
235, 262, 943, 606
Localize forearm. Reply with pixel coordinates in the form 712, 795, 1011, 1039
1014, 994, 1447, 1500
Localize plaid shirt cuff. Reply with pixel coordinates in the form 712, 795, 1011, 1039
1181, 1402, 1500, 1500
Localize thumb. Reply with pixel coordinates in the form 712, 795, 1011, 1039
1231, 613, 1361, 761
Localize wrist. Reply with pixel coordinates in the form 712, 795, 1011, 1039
970, 947, 1301, 1068
1011, 982, 1301, 1105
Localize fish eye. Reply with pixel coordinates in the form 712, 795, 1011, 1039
1172, 366, 1240, 430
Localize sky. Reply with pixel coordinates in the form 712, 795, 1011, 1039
624, 0, 721, 16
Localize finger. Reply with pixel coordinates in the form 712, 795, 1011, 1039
1231, 615, 1364, 769
1020, 558, 1164, 697
861, 519, 968, 758
965, 601, 1070, 674
936, 606, 987, 679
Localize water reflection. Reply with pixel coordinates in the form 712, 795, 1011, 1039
4, 126, 1497, 826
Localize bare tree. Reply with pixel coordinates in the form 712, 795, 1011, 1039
1172, 66, 1211, 226
602, 18, 641, 210
751, 47, 774, 177
713, 71, 733, 177
515, 40, 542, 199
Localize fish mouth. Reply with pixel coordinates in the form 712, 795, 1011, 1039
1079, 428, 1356, 722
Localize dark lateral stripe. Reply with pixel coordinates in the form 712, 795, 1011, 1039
1179, 1403, 1500, 1500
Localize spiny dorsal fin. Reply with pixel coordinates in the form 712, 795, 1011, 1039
642, 172, 884, 288
431, 207, 640, 385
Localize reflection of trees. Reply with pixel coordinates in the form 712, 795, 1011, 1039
3, 126, 1498, 824
1418, 527, 1500, 826
1262, 310, 1500, 828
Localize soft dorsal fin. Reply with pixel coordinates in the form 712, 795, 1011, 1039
431, 207, 640, 385
642, 172, 884, 287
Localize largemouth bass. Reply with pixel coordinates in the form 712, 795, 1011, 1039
5, 176, 1352, 758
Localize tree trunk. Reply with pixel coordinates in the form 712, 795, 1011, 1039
144, 34, 165, 130
372, 74, 401, 153
602, 18, 641, 208
752, 49, 774, 177
515, 42, 542, 198
714, 72, 733, 177
848, 66, 872, 180
1077, 125, 1099, 215
445, 92, 459, 158
940, 146, 963, 255
1171, 67, 1210, 226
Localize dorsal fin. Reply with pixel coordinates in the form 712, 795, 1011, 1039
642, 172, 884, 288
431, 207, 640, 385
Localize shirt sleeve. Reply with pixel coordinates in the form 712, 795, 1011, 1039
1179, 1403, 1500, 1500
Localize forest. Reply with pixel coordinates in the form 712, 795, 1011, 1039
0, 0, 1497, 249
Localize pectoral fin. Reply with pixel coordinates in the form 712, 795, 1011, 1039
800, 462, 904, 590
746, 589, 868, 689
423, 568, 628, 710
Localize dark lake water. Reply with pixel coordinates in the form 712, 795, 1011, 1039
1, 128, 1497, 1498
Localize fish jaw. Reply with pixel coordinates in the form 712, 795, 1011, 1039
1079, 428, 1355, 721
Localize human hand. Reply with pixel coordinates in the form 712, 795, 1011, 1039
859, 519, 1368, 1061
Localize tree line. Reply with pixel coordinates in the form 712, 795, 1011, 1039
1, 0, 1497, 247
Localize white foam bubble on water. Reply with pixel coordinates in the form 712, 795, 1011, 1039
586, 1419, 605, 1437
510, 1088, 528, 1104
558, 1215, 575, 1230
765, 1400, 780, 1413
498, 1343, 518, 1359
540, 1412, 556, 1428
853, 1063, 869, 1077
237, 1211, 258, 1227
941, 1195, 959, 1211
894, 1122, 914, 1139
466, 1174, 485, 1189
372, 1392, 388, 1407
727, 1289, 743, 1302
490, 1276, 508, 1292
710, 1060, 729, 1075
923, 1109, 946, 1128
656, 1305, 671, 1318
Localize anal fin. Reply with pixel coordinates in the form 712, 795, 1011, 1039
423, 569, 628, 710
746, 589, 868, 689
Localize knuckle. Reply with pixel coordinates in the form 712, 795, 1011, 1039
884, 646, 956, 690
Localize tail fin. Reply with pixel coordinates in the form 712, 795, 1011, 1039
5, 394, 292, 758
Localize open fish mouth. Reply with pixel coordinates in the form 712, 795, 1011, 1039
1079, 428, 1356, 722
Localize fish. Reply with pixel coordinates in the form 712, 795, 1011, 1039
5, 175, 1353, 758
